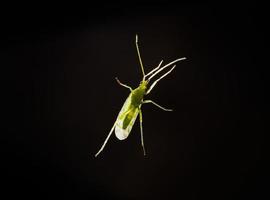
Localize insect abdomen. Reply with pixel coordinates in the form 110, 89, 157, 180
122, 108, 136, 129
115, 105, 139, 140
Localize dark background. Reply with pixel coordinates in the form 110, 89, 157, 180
3, 3, 267, 200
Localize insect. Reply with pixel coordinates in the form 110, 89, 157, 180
95, 35, 186, 157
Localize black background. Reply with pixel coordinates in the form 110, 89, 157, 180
3, 3, 267, 200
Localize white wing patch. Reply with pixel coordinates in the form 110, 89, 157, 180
115, 126, 129, 140
114, 94, 139, 140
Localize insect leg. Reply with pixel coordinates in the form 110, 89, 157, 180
139, 109, 146, 156
95, 120, 117, 157
146, 65, 176, 95
115, 77, 132, 91
143, 100, 173, 111
135, 35, 146, 79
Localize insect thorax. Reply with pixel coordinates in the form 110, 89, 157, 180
131, 81, 148, 107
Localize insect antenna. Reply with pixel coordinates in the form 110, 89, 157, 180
147, 57, 186, 82
146, 65, 177, 94
144, 60, 163, 78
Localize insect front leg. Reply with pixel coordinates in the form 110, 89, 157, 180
135, 35, 146, 79
143, 100, 173, 111
115, 77, 133, 91
139, 108, 146, 156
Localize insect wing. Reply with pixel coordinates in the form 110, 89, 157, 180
115, 95, 139, 140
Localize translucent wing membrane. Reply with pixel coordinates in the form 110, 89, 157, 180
114, 94, 139, 140
95, 94, 139, 157
115, 108, 139, 140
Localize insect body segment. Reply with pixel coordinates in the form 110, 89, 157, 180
131, 81, 147, 106
95, 35, 186, 157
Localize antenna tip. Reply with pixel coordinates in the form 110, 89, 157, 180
136, 34, 138, 42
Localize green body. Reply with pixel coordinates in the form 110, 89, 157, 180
116, 81, 148, 135
131, 81, 148, 107
94, 35, 186, 157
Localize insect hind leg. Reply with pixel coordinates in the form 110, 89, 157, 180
95, 120, 117, 157
139, 109, 146, 156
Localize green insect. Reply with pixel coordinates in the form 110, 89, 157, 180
95, 35, 186, 157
